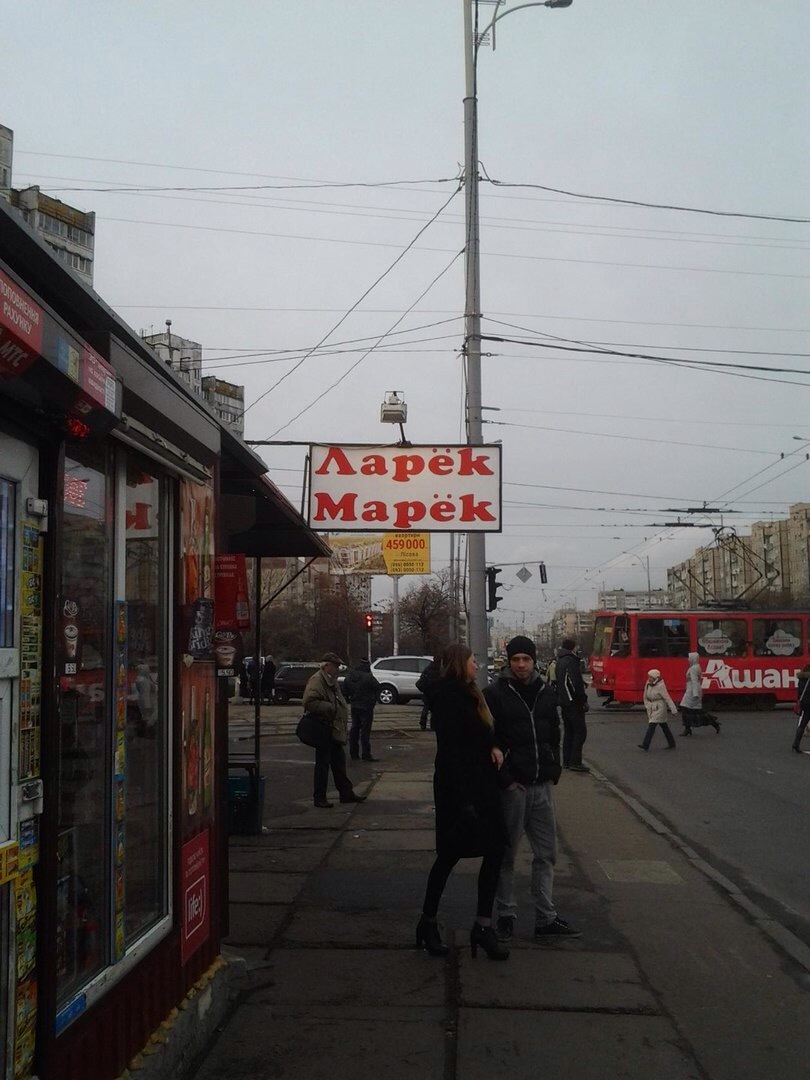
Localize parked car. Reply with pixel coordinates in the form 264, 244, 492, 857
272, 662, 321, 703
272, 661, 348, 703
370, 655, 433, 705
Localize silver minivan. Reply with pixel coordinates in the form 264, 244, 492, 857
370, 655, 433, 705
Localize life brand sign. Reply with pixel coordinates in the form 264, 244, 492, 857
180, 829, 210, 965
308, 443, 502, 533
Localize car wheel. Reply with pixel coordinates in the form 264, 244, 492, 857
274, 689, 290, 704
378, 685, 398, 705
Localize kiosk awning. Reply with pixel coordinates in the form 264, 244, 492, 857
219, 472, 330, 558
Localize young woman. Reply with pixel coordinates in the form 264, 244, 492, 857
416, 644, 509, 961
639, 669, 678, 751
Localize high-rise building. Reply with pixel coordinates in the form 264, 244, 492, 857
0, 124, 13, 200
201, 376, 244, 437
1, 122, 96, 284
142, 327, 203, 398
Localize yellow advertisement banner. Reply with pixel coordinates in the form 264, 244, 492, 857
382, 532, 430, 576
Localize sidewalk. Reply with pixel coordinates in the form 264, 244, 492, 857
195, 710, 810, 1079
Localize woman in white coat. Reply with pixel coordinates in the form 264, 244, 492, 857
679, 652, 720, 735
639, 669, 678, 751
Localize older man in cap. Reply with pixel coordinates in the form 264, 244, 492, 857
484, 635, 580, 941
303, 652, 367, 808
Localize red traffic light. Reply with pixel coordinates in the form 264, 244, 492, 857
364, 612, 373, 630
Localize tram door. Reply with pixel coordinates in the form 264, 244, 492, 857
0, 432, 41, 1079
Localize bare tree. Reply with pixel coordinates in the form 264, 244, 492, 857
398, 571, 452, 655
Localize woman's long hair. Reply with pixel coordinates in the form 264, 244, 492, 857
440, 644, 493, 728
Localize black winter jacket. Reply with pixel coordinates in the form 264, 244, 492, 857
342, 663, 380, 708
556, 648, 587, 707
484, 673, 561, 786
425, 677, 506, 858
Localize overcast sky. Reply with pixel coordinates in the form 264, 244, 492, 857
4, 1, 809, 626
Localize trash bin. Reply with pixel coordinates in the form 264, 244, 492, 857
227, 772, 266, 835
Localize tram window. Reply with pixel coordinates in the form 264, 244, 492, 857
611, 614, 630, 656
592, 617, 612, 657
637, 617, 689, 658
752, 617, 801, 657
696, 618, 748, 658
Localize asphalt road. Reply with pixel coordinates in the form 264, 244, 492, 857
583, 700, 810, 946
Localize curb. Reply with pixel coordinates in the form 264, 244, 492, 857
586, 762, 810, 975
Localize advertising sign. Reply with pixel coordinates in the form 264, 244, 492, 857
0, 269, 42, 379
327, 532, 431, 575
309, 444, 502, 533
180, 829, 210, 965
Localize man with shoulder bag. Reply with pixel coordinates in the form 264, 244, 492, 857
303, 653, 367, 808
484, 635, 581, 942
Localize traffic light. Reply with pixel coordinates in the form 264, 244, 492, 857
539, 561, 548, 584
364, 612, 373, 631
486, 566, 503, 612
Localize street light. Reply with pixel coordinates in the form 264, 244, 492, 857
623, 552, 652, 609
463, 0, 572, 682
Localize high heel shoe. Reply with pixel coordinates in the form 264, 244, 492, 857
470, 922, 509, 961
416, 915, 449, 957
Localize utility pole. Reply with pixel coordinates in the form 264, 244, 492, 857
463, 0, 488, 684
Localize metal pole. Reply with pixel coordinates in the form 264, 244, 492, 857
392, 575, 400, 656
645, 556, 652, 609
463, 0, 488, 686
253, 556, 261, 770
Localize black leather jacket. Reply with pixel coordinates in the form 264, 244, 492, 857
484, 672, 561, 786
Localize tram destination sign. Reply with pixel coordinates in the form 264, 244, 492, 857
308, 443, 502, 533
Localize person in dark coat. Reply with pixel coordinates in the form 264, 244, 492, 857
792, 662, 810, 754
246, 655, 262, 705
416, 644, 509, 961
556, 638, 589, 772
484, 635, 579, 941
343, 658, 381, 761
416, 656, 441, 730
261, 654, 276, 704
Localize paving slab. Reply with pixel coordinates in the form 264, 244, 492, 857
229, 872, 308, 904
225, 903, 289, 947
240, 828, 338, 850
457, 1009, 699, 1080
248, 948, 446, 1006
458, 948, 658, 1011
343, 812, 435, 829
333, 828, 436, 851
360, 780, 434, 802
193, 1005, 447, 1080
229, 844, 329, 873
324, 847, 432, 873
282, 909, 423, 947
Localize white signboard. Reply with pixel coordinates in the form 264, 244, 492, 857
308, 444, 502, 533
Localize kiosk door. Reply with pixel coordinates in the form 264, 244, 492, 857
0, 432, 41, 1080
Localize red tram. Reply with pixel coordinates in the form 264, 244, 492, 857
590, 609, 810, 708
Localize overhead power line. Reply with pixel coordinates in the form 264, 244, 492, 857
486, 178, 810, 225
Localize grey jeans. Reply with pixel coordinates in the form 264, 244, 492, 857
496, 781, 557, 927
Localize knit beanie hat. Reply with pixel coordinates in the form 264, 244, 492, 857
506, 635, 537, 662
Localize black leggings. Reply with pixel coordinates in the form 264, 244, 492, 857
422, 847, 504, 920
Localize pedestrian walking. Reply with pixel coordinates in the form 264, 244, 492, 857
303, 652, 366, 808
343, 657, 381, 761
261, 654, 276, 704
792, 661, 810, 754
416, 644, 509, 961
484, 635, 580, 943
246, 655, 262, 705
556, 639, 590, 772
416, 655, 440, 730
679, 652, 720, 735
639, 669, 678, 751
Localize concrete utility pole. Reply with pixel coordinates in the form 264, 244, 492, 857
462, 0, 572, 683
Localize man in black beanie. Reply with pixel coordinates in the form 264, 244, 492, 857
483, 635, 580, 941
